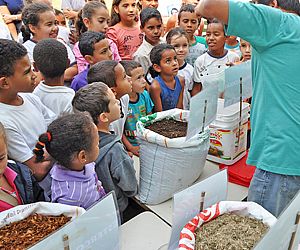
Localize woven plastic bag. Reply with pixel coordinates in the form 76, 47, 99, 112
136, 109, 210, 205
179, 201, 277, 250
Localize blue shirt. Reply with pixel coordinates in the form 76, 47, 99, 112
0, 0, 23, 14
70, 68, 88, 92
124, 90, 153, 146
226, 1, 300, 175
155, 75, 182, 111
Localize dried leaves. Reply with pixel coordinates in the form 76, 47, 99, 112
0, 214, 70, 250
147, 119, 187, 138
195, 213, 269, 250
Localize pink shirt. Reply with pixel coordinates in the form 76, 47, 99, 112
73, 39, 121, 74
0, 167, 22, 212
107, 23, 143, 60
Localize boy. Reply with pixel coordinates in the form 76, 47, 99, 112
133, 7, 163, 76
71, 31, 112, 92
87, 60, 132, 141
120, 61, 154, 156
191, 19, 239, 96
225, 35, 241, 57
0, 39, 55, 182
33, 38, 75, 115
178, 4, 207, 66
72, 82, 138, 218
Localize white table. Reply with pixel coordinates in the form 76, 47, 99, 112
120, 211, 171, 250
133, 156, 249, 225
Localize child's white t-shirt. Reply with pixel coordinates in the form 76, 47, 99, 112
23, 39, 75, 64
193, 50, 240, 89
0, 93, 56, 163
0, 22, 11, 40
109, 94, 129, 141
33, 81, 75, 115
178, 62, 194, 110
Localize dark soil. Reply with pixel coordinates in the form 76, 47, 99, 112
146, 119, 187, 138
195, 213, 268, 250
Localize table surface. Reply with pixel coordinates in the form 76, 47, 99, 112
133, 156, 249, 225
120, 211, 171, 250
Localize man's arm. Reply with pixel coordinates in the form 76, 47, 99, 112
195, 0, 229, 24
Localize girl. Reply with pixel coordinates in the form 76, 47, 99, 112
0, 123, 45, 212
21, 2, 75, 64
74, 1, 120, 73
107, 0, 143, 60
34, 113, 106, 210
166, 27, 193, 110
239, 38, 251, 62
137, 0, 159, 10
149, 43, 184, 112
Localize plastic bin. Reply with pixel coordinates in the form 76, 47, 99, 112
207, 99, 250, 165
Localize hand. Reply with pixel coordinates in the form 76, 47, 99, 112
2, 14, 15, 24
129, 145, 140, 157
63, 9, 77, 19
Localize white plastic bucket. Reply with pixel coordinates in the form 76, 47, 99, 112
207, 99, 250, 165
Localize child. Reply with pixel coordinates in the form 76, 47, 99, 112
239, 38, 251, 62
107, 0, 143, 60
166, 27, 193, 110
225, 35, 241, 57
120, 61, 153, 156
21, 3, 75, 64
54, 9, 67, 27
149, 43, 184, 112
0, 39, 55, 182
34, 112, 106, 209
137, 0, 159, 10
33, 38, 75, 115
72, 82, 137, 216
192, 18, 240, 96
178, 4, 206, 66
71, 31, 113, 92
133, 7, 163, 77
0, 123, 45, 212
74, 1, 120, 73
87, 60, 132, 140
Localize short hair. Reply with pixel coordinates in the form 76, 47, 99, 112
166, 27, 188, 44
79, 31, 106, 57
72, 82, 110, 125
33, 39, 68, 78
33, 112, 95, 167
207, 18, 225, 34
87, 60, 119, 87
140, 7, 162, 28
178, 4, 199, 23
119, 60, 142, 77
0, 122, 7, 146
0, 39, 28, 77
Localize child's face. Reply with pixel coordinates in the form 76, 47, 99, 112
156, 49, 179, 76
30, 11, 58, 41
226, 35, 238, 44
178, 11, 199, 37
206, 23, 226, 53
240, 39, 251, 61
139, 0, 158, 9
6, 55, 37, 93
169, 35, 189, 63
114, 63, 132, 99
142, 17, 162, 46
130, 67, 146, 94
85, 7, 110, 33
0, 138, 8, 177
106, 88, 121, 122
55, 13, 66, 27
89, 39, 113, 65
114, 0, 137, 24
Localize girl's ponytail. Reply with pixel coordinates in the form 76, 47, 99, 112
33, 132, 52, 162
75, 9, 87, 36
20, 25, 31, 43
148, 65, 159, 78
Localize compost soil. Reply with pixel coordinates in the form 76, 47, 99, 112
0, 214, 70, 249
146, 119, 187, 138
195, 213, 268, 250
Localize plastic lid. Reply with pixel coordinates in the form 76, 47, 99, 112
216, 99, 250, 121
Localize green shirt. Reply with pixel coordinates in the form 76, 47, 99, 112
226, 1, 300, 175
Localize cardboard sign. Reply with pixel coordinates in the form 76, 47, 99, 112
186, 83, 218, 141
254, 191, 300, 250
30, 193, 120, 250
224, 61, 252, 107
168, 170, 228, 250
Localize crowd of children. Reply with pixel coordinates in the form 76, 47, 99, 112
0, 0, 253, 220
